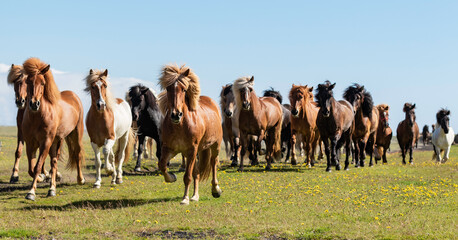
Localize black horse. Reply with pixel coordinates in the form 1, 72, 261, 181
263, 88, 292, 161
128, 84, 163, 172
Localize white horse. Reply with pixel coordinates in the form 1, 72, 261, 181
85, 69, 133, 188
432, 109, 454, 163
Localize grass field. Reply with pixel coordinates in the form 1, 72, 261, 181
0, 126, 456, 239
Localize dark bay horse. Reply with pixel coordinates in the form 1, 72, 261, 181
157, 64, 222, 205
22, 58, 85, 200
220, 84, 239, 166
315, 81, 354, 172
343, 84, 379, 167
263, 88, 292, 162
396, 103, 420, 165
233, 76, 283, 171
422, 125, 431, 146
128, 84, 165, 171
374, 104, 392, 164
289, 84, 320, 167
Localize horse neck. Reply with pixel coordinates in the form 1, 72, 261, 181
301, 99, 318, 125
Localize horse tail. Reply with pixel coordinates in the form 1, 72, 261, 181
66, 108, 86, 170
198, 148, 212, 182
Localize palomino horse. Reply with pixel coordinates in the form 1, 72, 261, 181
85, 69, 133, 188
432, 109, 454, 163
422, 125, 431, 146
315, 81, 354, 172
128, 84, 164, 171
263, 88, 292, 162
374, 104, 392, 164
289, 84, 320, 167
220, 84, 239, 166
343, 84, 379, 167
233, 76, 283, 171
22, 58, 85, 200
157, 65, 222, 205
396, 103, 420, 165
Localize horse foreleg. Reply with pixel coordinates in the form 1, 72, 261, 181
231, 136, 240, 167
26, 137, 53, 201
135, 135, 145, 172
409, 144, 414, 165
103, 139, 115, 174
181, 149, 197, 205
158, 147, 177, 183
304, 134, 313, 167
290, 130, 298, 165
323, 138, 331, 172
47, 140, 62, 197
10, 136, 24, 183
238, 134, 247, 172
91, 143, 103, 188
330, 137, 340, 171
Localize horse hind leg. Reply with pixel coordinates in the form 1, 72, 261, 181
65, 130, 85, 185
210, 143, 222, 198
114, 132, 129, 184
103, 139, 116, 175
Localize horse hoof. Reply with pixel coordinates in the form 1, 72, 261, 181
47, 189, 56, 197
178, 167, 186, 172
25, 193, 36, 201
326, 168, 332, 173
9, 176, 19, 184
402, 161, 406, 165
336, 165, 341, 171
212, 186, 222, 198
190, 195, 199, 202
291, 160, 297, 166
307, 164, 312, 168
78, 179, 86, 185
180, 198, 190, 205
230, 162, 238, 167
116, 178, 123, 184
369, 164, 374, 167
237, 168, 244, 172
251, 161, 259, 166
165, 172, 177, 183
56, 172, 63, 182
134, 167, 142, 172
93, 184, 101, 189
265, 165, 271, 170
344, 167, 349, 171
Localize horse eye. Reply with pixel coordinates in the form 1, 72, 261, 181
183, 89, 187, 93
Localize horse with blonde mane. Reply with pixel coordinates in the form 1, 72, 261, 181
374, 104, 392, 164
22, 58, 85, 200
158, 64, 222, 205
289, 84, 321, 167
85, 69, 133, 188
432, 109, 454, 163
232, 76, 283, 171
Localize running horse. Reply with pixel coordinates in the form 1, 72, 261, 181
220, 84, 240, 166
315, 81, 354, 172
374, 104, 392, 164
432, 109, 454, 163
22, 58, 85, 200
85, 69, 133, 188
422, 125, 431, 146
396, 103, 420, 165
343, 84, 379, 167
289, 84, 320, 167
232, 76, 283, 171
157, 64, 223, 205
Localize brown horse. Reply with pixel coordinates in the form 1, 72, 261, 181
374, 104, 392, 164
422, 125, 431, 146
396, 103, 420, 165
22, 58, 85, 200
315, 81, 354, 172
220, 84, 239, 166
157, 64, 222, 205
343, 84, 379, 167
232, 76, 283, 171
289, 84, 320, 167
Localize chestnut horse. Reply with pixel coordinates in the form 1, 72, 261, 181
22, 58, 85, 200
289, 84, 320, 167
233, 76, 283, 171
432, 109, 454, 163
374, 104, 392, 164
85, 69, 133, 188
157, 65, 222, 205
396, 103, 420, 165
315, 81, 354, 172
343, 84, 379, 167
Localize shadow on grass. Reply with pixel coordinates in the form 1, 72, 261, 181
218, 163, 327, 173
0, 182, 74, 194
19, 196, 182, 211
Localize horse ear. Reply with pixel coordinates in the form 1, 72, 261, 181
141, 88, 149, 95
182, 68, 190, 77
412, 103, 416, 109
102, 69, 108, 77
11, 64, 14, 68
41, 64, 50, 75
330, 83, 336, 90
89, 69, 93, 75
292, 84, 296, 88
309, 87, 313, 92
447, 110, 451, 115
386, 105, 389, 111
360, 85, 365, 91
249, 76, 254, 82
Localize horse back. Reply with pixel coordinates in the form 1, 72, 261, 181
259, 97, 283, 127
197, 96, 223, 149
57, 91, 84, 138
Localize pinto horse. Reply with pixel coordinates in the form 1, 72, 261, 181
432, 109, 454, 163
85, 69, 133, 188
263, 88, 292, 162
128, 84, 165, 171
315, 81, 354, 172
157, 65, 222, 205
289, 84, 320, 167
374, 104, 392, 164
233, 76, 283, 171
396, 103, 420, 165
22, 58, 85, 200
343, 84, 379, 167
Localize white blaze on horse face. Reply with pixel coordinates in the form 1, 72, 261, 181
96, 81, 106, 108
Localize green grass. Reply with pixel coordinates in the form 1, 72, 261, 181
0, 126, 457, 239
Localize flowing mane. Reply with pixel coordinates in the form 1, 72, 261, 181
263, 87, 283, 103
343, 83, 373, 117
436, 109, 450, 124
7, 64, 26, 85
84, 69, 116, 109
233, 76, 254, 109
315, 80, 334, 108
23, 57, 60, 105
158, 64, 200, 114
361, 91, 374, 118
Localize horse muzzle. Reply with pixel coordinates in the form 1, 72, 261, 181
16, 98, 26, 109
242, 102, 251, 110
29, 100, 40, 111
291, 108, 299, 117
171, 111, 183, 124
224, 109, 233, 118
96, 101, 106, 112
321, 109, 330, 118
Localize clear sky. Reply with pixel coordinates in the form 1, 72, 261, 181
1, 1, 457, 132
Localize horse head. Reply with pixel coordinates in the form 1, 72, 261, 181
289, 84, 313, 118
316, 81, 336, 118
86, 69, 110, 112
343, 84, 365, 112
25, 64, 51, 111
234, 76, 254, 111
129, 85, 149, 122
403, 103, 416, 127
220, 84, 235, 118
377, 104, 390, 128
436, 109, 451, 134
8, 64, 28, 109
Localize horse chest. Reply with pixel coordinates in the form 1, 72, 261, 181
239, 113, 263, 134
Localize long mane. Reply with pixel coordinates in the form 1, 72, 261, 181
361, 91, 374, 118
315, 80, 334, 108
233, 76, 254, 109
84, 69, 116, 109
263, 87, 282, 103
23, 57, 61, 105
158, 64, 200, 114
7, 65, 26, 85
436, 108, 450, 124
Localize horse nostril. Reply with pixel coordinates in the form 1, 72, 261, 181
178, 112, 183, 117
292, 109, 298, 116
21, 99, 25, 104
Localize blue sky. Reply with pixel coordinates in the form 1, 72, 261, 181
1, 1, 457, 132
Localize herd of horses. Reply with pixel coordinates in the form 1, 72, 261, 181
5, 57, 455, 204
